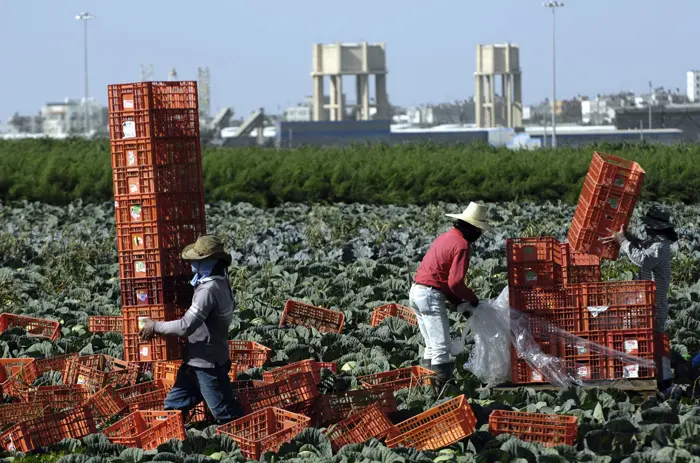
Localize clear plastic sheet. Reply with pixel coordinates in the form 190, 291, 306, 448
462, 287, 656, 388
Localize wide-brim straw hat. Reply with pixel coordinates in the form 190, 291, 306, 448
445, 202, 491, 231
642, 206, 674, 230
181, 235, 232, 266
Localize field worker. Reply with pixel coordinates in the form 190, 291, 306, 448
409, 202, 490, 393
139, 235, 243, 424
603, 205, 677, 332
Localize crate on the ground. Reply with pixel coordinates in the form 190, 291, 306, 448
568, 152, 645, 260
0, 406, 96, 453
111, 138, 201, 169
82, 386, 128, 428
386, 395, 477, 450
562, 331, 610, 381
228, 340, 271, 370
370, 304, 417, 327
606, 329, 657, 379
236, 372, 319, 414
0, 358, 39, 385
153, 361, 182, 388
262, 359, 336, 384
280, 300, 345, 334
23, 385, 90, 413
34, 354, 78, 377
559, 243, 601, 284
0, 314, 60, 341
0, 402, 45, 429
120, 275, 193, 307
114, 193, 205, 227
108, 81, 199, 113
187, 402, 214, 424
113, 163, 203, 198
88, 316, 123, 333
507, 237, 563, 289
216, 407, 310, 461
580, 281, 656, 331
312, 389, 398, 426
326, 402, 396, 451
488, 410, 578, 447
104, 410, 186, 451
116, 380, 166, 408
64, 355, 139, 392
109, 109, 200, 140
510, 340, 566, 384
358, 366, 435, 393
122, 305, 185, 362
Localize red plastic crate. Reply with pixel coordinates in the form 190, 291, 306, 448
489, 410, 578, 447
109, 109, 200, 140
580, 281, 656, 331
120, 275, 194, 307
23, 386, 90, 413
0, 314, 61, 341
217, 407, 311, 461
113, 163, 203, 197
0, 407, 96, 453
0, 402, 44, 429
279, 300, 345, 334
122, 305, 186, 362
510, 340, 566, 384
563, 331, 610, 381
88, 316, 123, 333
81, 385, 128, 428
507, 238, 564, 289
114, 193, 205, 226
228, 341, 272, 370
607, 329, 657, 379
508, 285, 582, 312
153, 361, 182, 388
358, 366, 435, 393
34, 354, 78, 376
370, 304, 418, 327
0, 358, 38, 384
568, 152, 645, 260
520, 307, 584, 337
236, 372, 319, 414
326, 402, 396, 451
104, 410, 186, 451
262, 360, 336, 384
116, 221, 205, 254
111, 138, 202, 169
108, 81, 199, 112
118, 247, 192, 279
116, 380, 166, 407
312, 389, 398, 426
386, 395, 477, 450
64, 355, 139, 391
559, 244, 601, 284
655, 331, 671, 381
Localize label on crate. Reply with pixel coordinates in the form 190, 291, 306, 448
624, 339, 639, 354
77, 374, 87, 385
531, 371, 543, 382
140, 346, 150, 358
525, 270, 538, 282
577, 365, 589, 379
156, 416, 167, 421
132, 235, 144, 249
575, 341, 589, 355
135, 261, 147, 275
136, 290, 149, 305
127, 150, 137, 167
623, 364, 639, 378
123, 98, 134, 109
130, 205, 142, 221
138, 317, 148, 330
7, 438, 15, 452
122, 121, 136, 139
128, 177, 140, 194
607, 197, 620, 210
586, 306, 609, 317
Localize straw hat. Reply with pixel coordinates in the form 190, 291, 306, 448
181, 235, 232, 266
445, 202, 491, 231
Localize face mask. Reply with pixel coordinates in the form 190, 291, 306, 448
191, 263, 199, 274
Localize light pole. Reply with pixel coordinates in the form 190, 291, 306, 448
543, 1, 563, 148
75, 12, 95, 135
648, 80, 653, 130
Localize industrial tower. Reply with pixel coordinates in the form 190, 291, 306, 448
139, 64, 153, 82
168, 68, 178, 81
197, 67, 211, 119
311, 42, 390, 121
474, 43, 523, 128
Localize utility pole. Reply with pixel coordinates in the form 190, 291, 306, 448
75, 12, 95, 135
648, 80, 653, 130
543, 1, 564, 148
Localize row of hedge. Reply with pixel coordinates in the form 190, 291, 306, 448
1, 138, 699, 206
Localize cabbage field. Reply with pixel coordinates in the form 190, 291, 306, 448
2, 200, 700, 463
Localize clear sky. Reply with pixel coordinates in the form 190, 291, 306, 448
1, 0, 697, 120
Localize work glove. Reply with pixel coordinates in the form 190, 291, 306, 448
139, 318, 156, 341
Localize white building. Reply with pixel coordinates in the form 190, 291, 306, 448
581, 99, 615, 125
40, 98, 106, 136
687, 71, 700, 102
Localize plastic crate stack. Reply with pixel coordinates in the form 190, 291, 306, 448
108, 81, 206, 364
508, 152, 670, 385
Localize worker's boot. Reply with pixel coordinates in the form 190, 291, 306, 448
432, 361, 459, 396
419, 358, 432, 369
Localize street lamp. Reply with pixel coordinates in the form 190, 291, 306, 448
543, 1, 563, 148
75, 12, 95, 134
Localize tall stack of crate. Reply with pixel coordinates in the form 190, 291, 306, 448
108, 81, 206, 363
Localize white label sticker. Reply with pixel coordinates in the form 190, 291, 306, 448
135, 261, 147, 273
623, 365, 639, 378
577, 365, 589, 378
127, 150, 137, 166
129, 183, 139, 194
77, 374, 87, 385
531, 371, 543, 382
587, 306, 609, 317
124, 99, 134, 109
624, 340, 639, 354
140, 346, 150, 357
575, 342, 588, 355
122, 121, 136, 139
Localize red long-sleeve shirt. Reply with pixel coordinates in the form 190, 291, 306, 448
414, 228, 477, 306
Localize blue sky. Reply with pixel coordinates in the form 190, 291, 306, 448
1, 0, 697, 120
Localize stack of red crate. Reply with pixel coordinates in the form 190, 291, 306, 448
108, 81, 206, 363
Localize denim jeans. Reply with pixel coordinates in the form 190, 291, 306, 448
163, 360, 243, 424
408, 284, 452, 365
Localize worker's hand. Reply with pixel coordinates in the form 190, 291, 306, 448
600, 226, 626, 245
139, 318, 156, 341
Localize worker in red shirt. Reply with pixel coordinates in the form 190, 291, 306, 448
410, 202, 490, 393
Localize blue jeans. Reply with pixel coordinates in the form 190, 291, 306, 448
409, 284, 452, 365
163, 360, 243, 424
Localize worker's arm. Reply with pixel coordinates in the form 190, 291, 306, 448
620, 239, 662, 271
154, 288, 214, 337
448, 247, 478, 306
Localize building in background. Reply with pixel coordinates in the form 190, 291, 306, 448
405, 100, 476, 126
688, 71, 700, 102
581, 97, 615, 125
39, 98, 107, 136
